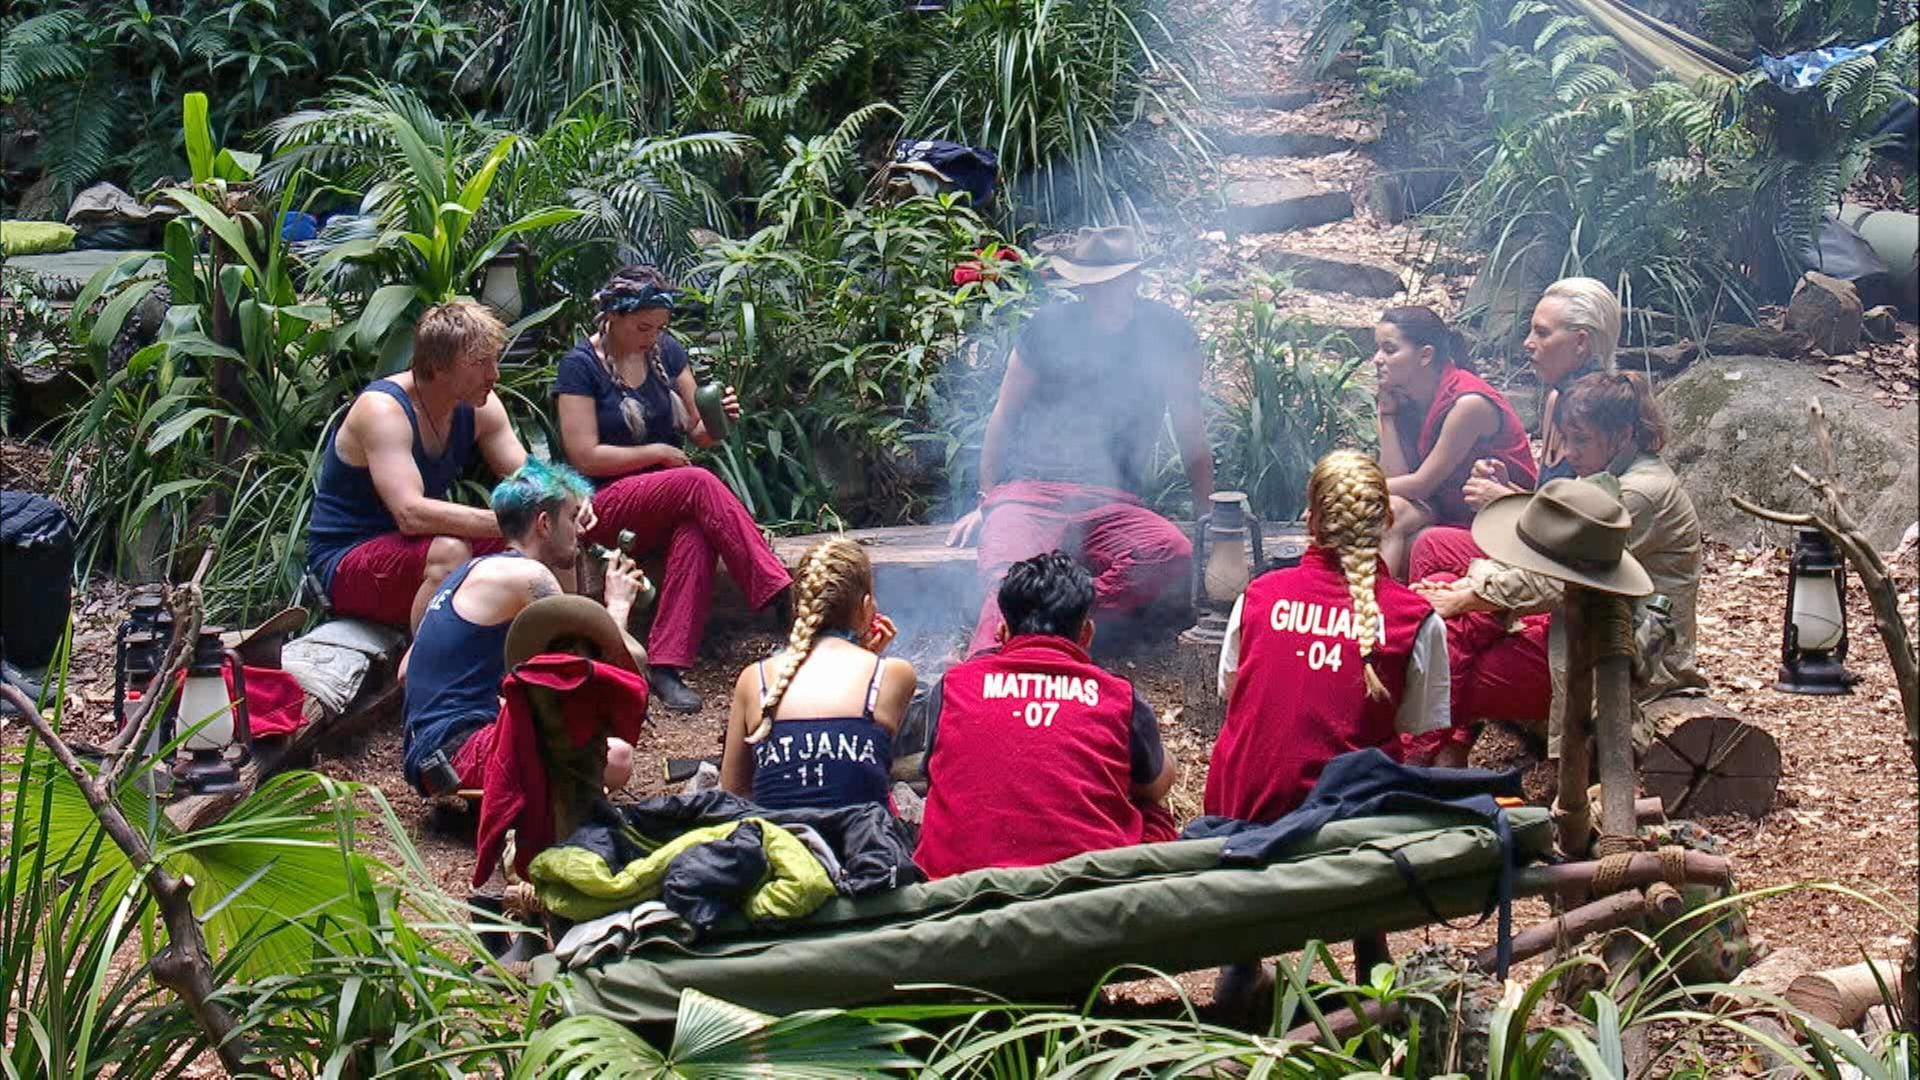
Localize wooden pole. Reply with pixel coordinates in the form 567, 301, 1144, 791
1586, 588, 1640, 851
1557, 598, 1595, 857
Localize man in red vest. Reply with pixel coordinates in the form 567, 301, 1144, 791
915, 552, 1178, 878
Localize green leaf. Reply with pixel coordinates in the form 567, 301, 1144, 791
70, 253, 162, 340
85, 279, 163, 375
183, 92, 214, 184
356, 284, 420, 357
146, 406, 232, 454
163, 218, 200, 304
160, 188, 263, 281
213, 148, 260, 182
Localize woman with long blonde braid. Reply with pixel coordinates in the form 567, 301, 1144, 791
1203, 451, 1452, 1015
1206, 450, 1451, 825
720, 537, 917, 811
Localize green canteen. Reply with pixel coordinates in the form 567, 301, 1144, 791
694, 381, 730, 440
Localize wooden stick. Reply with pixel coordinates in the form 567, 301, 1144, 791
1558, 598, 1595, 858
1584, 589, 1639, 854
1471, 889, 1647, 973
1514, 850, 1732, 898
0, 678, 259, 1073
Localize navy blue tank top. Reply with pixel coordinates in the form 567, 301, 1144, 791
750, 649, 894, 811
306, 379, 478, 588
402, 552, 519, 789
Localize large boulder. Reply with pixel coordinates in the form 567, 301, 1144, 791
1785, 271, 1864, 354
1660, 357, 1919, 549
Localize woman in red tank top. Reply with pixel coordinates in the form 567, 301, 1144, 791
1372, 306, 1536, 579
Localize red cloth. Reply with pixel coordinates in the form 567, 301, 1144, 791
1416, 566, 1552, 746
1414, 366, 1537, 527
473, 655, 650, 887
1205, 546, 1433, 822
451, 720, 501, 788
330, 532, 506, 627
174, 664, 308, 740
1409, 525, 1484, 583
916, 635, 1150, 878
969, 480, 1192, 656
585, 466, 791, 669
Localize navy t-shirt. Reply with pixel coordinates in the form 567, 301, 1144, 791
552, 334, 691, 454
1000, 298, 1199, 496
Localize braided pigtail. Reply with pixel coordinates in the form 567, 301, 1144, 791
745, 536, 873, 743
1307, 450, 1391, 700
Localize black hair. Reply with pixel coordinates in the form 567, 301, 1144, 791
996, 551, 1095, 638
1380, 305, 1473, 373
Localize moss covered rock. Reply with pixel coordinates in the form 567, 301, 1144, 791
1658, 357, 1918, 548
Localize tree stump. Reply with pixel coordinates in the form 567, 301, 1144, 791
1637, 696, 1781, 819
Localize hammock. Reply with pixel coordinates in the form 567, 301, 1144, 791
1555, 0, 1746, 84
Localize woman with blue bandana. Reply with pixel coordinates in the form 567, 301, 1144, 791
554, 264, 793, 713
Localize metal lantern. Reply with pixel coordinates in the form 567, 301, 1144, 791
1776, 527, 1853, 695
114, 587, 173, 734
173, 630, 253, 794
479, 242, 530, 321
1175, 493, 1263, 736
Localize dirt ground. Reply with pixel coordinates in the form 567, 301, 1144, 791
9, 492, 1915, 1006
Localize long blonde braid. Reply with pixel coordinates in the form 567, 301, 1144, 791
745, 536, 873, 744
1307, 450, 1392, 700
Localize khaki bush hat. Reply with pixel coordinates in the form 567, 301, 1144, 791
1471, 478, 1652, 597
505, 595, 646, 673
1041, 225, 1153, 286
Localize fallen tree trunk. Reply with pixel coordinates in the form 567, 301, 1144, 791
1636, 696, 1781, 819
1784, 960, 1902, 1028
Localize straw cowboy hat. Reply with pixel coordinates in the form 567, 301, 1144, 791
505, 595, 646, 673
1471, 478, 1653, 597
1041, 226, 1153, 286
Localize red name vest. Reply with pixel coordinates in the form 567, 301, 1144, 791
1416, 365, 1538, 525
917, 635, 1144, 878
1204, 547, 1434, 823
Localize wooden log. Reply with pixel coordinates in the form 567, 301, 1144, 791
1514, 850, 1733, 899
1783, 960, 1901, 1028
1638, 696, 1781, 819
1471, 889, 1646, 973
1558, 599, 1596, 856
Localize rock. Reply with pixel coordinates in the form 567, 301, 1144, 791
1260, 249, 1403, 297
1211, 131, 1355, 157
1228, 89, 1318, 111
1660, 357, 1919, 548
1704, 322, 1809, 357
1359, 169, 1456, 224
1223, 179, 1352, 235
1785, 271, 1864, 354
1863, 304, 1900, 343
14, 174, 66, 222
1462, 241, 1564, 349
1616, 342, 1699, 374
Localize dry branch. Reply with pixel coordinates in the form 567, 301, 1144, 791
0, 573, 260, 1074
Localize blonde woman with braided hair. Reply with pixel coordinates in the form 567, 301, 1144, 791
1207, 450, 1451, 828
719, 537, 915, 811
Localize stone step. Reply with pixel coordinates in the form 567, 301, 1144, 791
1211, 130, 1355, 157
1261, 249, 1405, 298
1223, 178, 1353, 235
1227, 88, 1319, 111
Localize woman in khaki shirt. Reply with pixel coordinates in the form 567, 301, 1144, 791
1413, 371, 1704, 763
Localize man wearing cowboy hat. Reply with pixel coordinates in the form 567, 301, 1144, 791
946, 225, 1212, 656
402, 459, 649, 798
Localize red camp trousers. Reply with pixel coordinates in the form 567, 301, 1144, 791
1414, 524, 1553, 744
968, 480, 1192, 656
586, 466, 792, 670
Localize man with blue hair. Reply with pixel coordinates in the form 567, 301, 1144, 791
402, 459, 648, 796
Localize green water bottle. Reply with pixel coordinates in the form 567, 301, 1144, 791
693, 381, 730, 441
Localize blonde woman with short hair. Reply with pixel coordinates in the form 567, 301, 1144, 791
720, 537, 916, 811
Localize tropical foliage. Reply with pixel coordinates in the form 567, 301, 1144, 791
1309, 0, 1918, 343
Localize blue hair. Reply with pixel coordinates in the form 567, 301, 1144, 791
491, 459, 594, 539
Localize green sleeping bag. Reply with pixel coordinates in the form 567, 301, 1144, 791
536, 808, 1553, 1024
